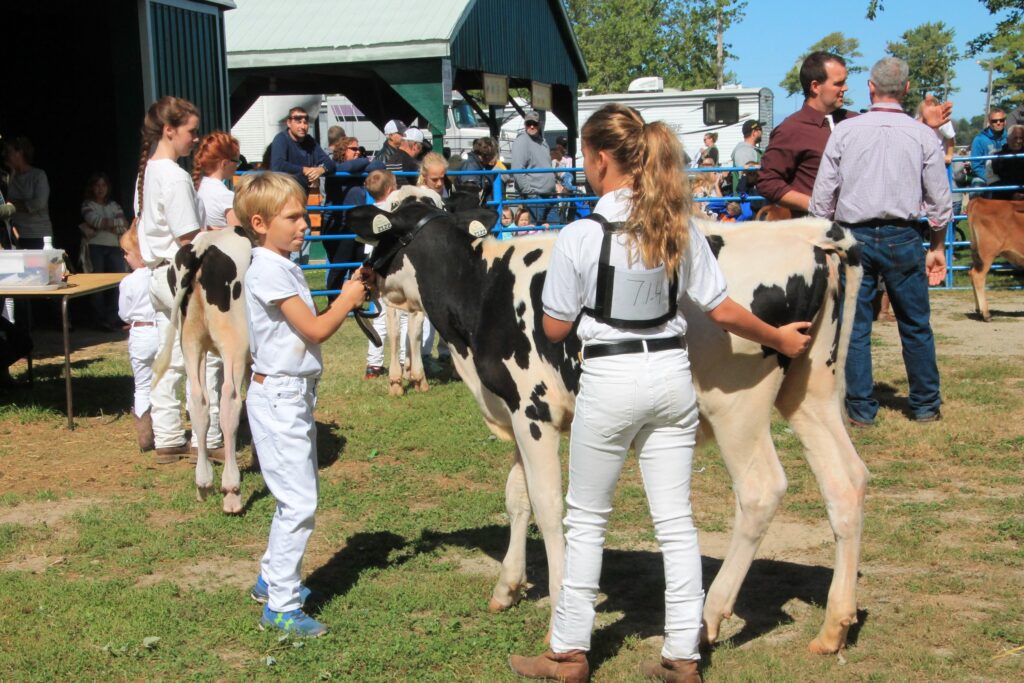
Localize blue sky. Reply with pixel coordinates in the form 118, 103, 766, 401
726, 0, 1009, 124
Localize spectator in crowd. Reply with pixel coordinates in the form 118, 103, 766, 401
80, 172, 128, 329
386, 128, 425, 187
457, 136, 499, 199
689, 161, 722, 219
326, 125, 346, 156
500, 205, 514, 229
810, 56, 951, 427
731, 120, 763, 168
192, 132, 241, 228
693, 132, 720, 167
375, 119, 406, 165
735, 162, 763, 215
417, 152, 451, 199
758, 52, 856, 214
970, 110, 1008, 186
324, 136, 383, 294
917, 102, 955, 166
269, 107, 335, 195
991, 124, 1024, 200
511, 110, 558, 225
4, 137, 51, 249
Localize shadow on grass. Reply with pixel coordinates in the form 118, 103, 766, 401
310, 523, 860, 670
2, 358, 134, 417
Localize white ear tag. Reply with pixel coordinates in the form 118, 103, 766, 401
468, 221, 488, 238
372, 215, 393, 234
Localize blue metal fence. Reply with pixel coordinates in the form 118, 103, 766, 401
245, 153, 1023, 296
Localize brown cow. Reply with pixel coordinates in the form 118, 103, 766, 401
967, 197, 1024, 321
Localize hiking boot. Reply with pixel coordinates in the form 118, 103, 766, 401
640, 656, 701, 683
508, 649, 589, 682
364, 365, 386, 379
250, 575, 313, 606
188, 446, 226, 465
914, 410, 942, 423
258, 606, 327, 638
154, 444, 189, 464
134, 409, 155, 453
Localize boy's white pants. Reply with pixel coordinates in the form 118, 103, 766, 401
366, 303, 408, 368
148, 264, 223, 449
549, 347, 704, 661
247, 374, 319, 613
127, 326, 160, 417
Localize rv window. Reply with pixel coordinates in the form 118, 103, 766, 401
703, 98, 739, 126
452, 101, 479, 128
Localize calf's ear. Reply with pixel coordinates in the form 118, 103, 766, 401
455, 208, 499, 238
348, 205, 394, 244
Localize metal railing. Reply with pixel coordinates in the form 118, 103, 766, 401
243, 153, 1023, 295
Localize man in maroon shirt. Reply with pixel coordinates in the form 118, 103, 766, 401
759, 52, 854, 214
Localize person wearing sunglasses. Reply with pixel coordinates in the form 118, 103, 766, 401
970, 109, 1008, 186
269, 106, 336, 195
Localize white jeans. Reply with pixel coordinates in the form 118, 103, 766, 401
421, 316, 450, 359
149, 263, 223, 448
127, 326, 159, 417
550, 347, 704, 661
366, 303, 408, 368
248, 374, 319, 613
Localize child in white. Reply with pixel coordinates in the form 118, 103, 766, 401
239, 172, 367, 637
119, 228, 158, 452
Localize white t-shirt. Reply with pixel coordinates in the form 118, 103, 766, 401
134, 159, 205, 267
542, 188, 728, 344
245, 247, 323, 377
118, 267, 157, 323
197, 176, 235, 228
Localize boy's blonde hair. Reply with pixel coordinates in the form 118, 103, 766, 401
119, 223, 141, 256
365, 169, 397, 201
233, 172, 306, 231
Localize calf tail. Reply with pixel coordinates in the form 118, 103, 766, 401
151, 265, 192, 385
823, 226, 863, 415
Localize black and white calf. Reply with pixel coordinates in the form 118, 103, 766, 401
349, 193, 867, 654
153, 227, 253, 514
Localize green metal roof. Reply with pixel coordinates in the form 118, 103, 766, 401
226, 0, 586, 85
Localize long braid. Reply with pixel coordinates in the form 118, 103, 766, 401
135, 137, 152, 220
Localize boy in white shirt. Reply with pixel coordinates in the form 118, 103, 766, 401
119, 227, 159, 452
237, 172, 367, 637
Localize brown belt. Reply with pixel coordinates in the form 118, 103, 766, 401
252, 373, 267, 384
130, 321, 156, 328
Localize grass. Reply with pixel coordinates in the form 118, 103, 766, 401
0, 292, 1022, 681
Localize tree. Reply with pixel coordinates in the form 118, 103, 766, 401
966, 0, 1024, 56
885, 22, 959, 112
956, 114, 987, 146
564, 0, 746, 94
987, 25, 1024, 109
779, 33, 865, 103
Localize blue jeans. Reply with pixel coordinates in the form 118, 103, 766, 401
846, 226, 941, 423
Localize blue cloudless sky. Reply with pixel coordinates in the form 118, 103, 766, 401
726, 0, 1009, 125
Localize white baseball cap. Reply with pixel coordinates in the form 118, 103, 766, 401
403, 128, 425, 144
383, 119, 406, 136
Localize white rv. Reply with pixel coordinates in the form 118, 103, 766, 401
502, 78, 774, 166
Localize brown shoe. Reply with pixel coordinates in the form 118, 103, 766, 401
134, 410, 155, 453
508, 649, 588, 682
154, 444, 189, 464
640, 657, 701, 683
188, 446, 226, 465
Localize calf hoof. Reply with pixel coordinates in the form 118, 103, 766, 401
488, 584, 524, 613
388, 381, 405, 397
808, 622, 850, 655
222, 491, 243, 515
415, 378, 430, 393
196, 484, 214, 502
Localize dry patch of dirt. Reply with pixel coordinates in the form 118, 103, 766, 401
135, 557, 253, 592
0, 497, 103, 527
699, 517, 835, 562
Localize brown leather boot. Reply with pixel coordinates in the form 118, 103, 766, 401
134, 410, 155, 453
640, 657, 701, 683
508, 649, 589, 682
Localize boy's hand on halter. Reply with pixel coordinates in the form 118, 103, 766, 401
336, 270, 368, 310
776, 321, 813, 358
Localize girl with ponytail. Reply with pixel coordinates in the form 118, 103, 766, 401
133, 96, 210, 464
509, 104, 813, 683
193, 131, 241, 228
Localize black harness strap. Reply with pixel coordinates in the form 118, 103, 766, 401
366, 209, 445, 274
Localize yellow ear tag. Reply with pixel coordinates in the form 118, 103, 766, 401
372, 215, 392, 234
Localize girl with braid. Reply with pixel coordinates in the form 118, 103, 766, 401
133, 96, 206, 464
509, 104, 812, 683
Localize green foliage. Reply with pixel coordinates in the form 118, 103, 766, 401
967, 0, 1024, 56
885, 22, 959, 112
986, 25, 1024, 109
956, 114, 988, 146
565, 0, 746, 94
778, 32, 865, 103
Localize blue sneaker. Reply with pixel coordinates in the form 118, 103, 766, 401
259, 605, 328, 637
250, 575, 313, 606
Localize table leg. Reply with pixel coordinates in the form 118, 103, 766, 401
62, 296, 73, 430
